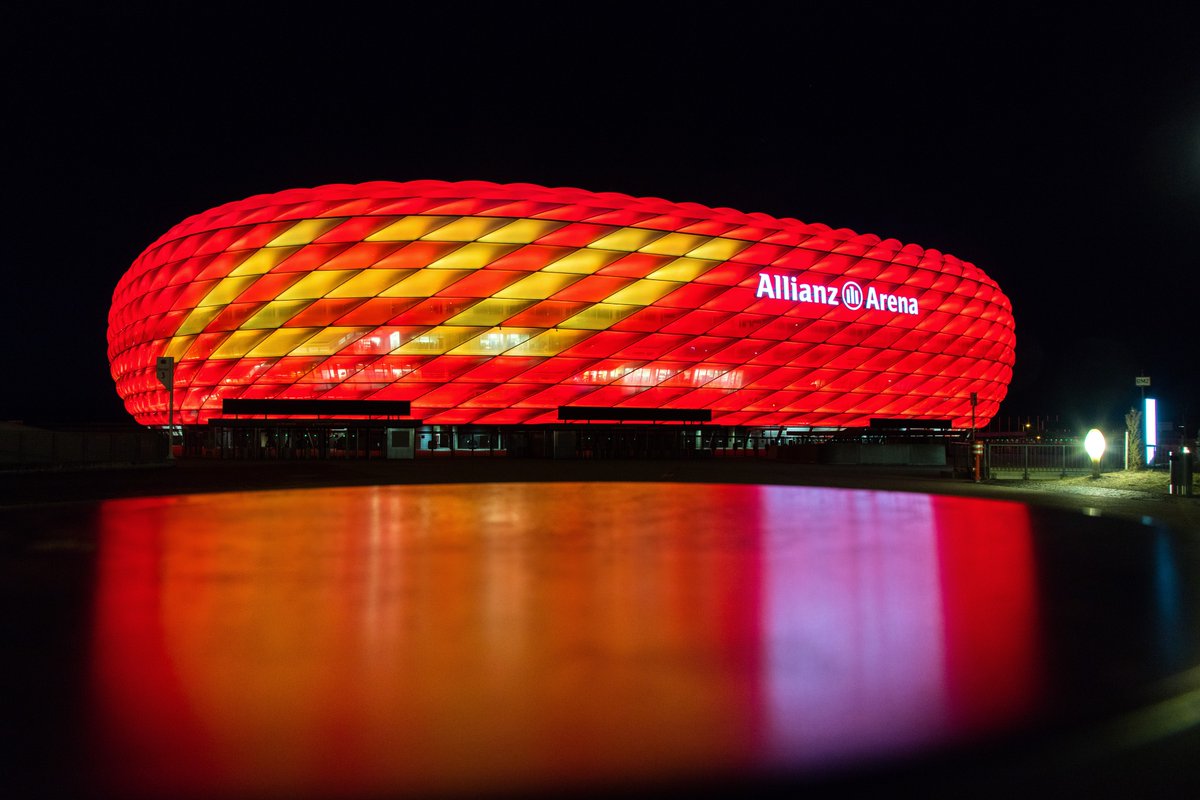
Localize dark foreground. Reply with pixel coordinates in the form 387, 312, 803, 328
2, 460, 1199, 799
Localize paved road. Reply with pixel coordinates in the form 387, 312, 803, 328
3, 457, 1197, 532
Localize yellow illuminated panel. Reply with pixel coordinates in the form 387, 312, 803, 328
276, 270, 358, 300
449, 328, 540, 355
686, 237, 750, 261
365, 216, 456, 242
175, 306, 224, 336
182, 338, 219, 361
246, 328, 320, 357
541, 249, 624, 274
426, 243, 520, 269
479, 219, 566, 244
444, 298, 538, 326
291, 327, 372, 356
639, 233, 710, 256
603, 279, 683, 306
210, 330, 273, 359
558, 303, 641, 330
266, 218, 347, 247
380, 269, 472, 297
420, 217, 511, 242
326, 269, 415, 298
197, 276, 260, 307
394, 326, 487, 355
229, 246, 303, 276
494, 272, 583, 299
240, 300, 312, 329
503, 328, 595, 356
161, 335, 196, 361
588, 227, 667, 252
646, 258, 720, 282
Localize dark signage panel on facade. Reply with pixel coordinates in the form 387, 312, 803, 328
558, 406, 712, 422
221, 399, 412, 417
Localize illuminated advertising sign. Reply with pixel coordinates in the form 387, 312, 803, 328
107, 181, 1015, 428
754, 273, 919, 315
1145, 397, 1157, 465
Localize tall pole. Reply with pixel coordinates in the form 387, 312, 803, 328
156, 356, 176, 460
969, 391, 981, 481
1136, 375, 1151, 466
168, 385, 175, 460
969, 391, 977, 441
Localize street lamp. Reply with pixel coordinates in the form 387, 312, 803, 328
1085, 428, 1105, 478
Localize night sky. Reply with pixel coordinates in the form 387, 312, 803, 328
4, 4, 1197, 434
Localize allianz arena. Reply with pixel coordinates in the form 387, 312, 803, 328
108, 181, 1014, 437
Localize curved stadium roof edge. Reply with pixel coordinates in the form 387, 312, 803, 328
146, 180, 966, 264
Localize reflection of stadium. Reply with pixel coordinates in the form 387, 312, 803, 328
90, 484, 1040, 797
107, 181, 1014, 455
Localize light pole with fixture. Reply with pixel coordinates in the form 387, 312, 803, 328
155, 356, 175, 460
1085, 428, 1105, 479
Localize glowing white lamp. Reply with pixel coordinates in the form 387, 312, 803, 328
1085, 428, 1106, 478
1145, 398, 1157, 466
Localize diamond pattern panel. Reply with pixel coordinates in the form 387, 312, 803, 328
108, 181, 1015, 427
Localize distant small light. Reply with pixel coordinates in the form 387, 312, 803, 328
1085, 429, 1106, 462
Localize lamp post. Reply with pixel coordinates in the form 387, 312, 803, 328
969, 391, 977, 441
155, 356, 175, 460
1085, 428, 1105, 479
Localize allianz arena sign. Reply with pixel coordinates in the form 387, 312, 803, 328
107, 181, 1014, 428
754, 273, 919, 316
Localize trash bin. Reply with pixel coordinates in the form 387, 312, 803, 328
1168, 447, 1194, 496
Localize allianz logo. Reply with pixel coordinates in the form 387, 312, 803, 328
755, 272, 919, 316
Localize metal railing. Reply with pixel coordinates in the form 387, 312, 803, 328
0, 426, 167, 468
984, 441, 1125, 479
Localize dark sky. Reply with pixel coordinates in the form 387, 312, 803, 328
4, 4, 1197, 433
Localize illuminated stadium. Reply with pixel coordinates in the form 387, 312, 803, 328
107, 181, 1014, 456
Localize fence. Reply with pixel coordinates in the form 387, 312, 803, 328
982, 440, 1126, 479
0, 425, 167, 468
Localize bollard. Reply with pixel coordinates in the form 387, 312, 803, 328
1169, 447, 1194, 496
972, 440, 984, 482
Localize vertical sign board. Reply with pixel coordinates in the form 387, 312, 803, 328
155, 356, 175, 459
155, 357, 174, 391
1135, 378, 1153, 466
1145, 397, 1157, 467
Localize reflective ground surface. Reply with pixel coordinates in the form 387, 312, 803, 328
3, 482, 1200, 798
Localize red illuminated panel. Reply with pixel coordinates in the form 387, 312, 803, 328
108, 181, 1015, 426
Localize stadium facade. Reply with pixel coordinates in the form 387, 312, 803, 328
107, 181, 1014, 457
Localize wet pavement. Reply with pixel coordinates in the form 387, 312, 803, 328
2, 464, 1199, 798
